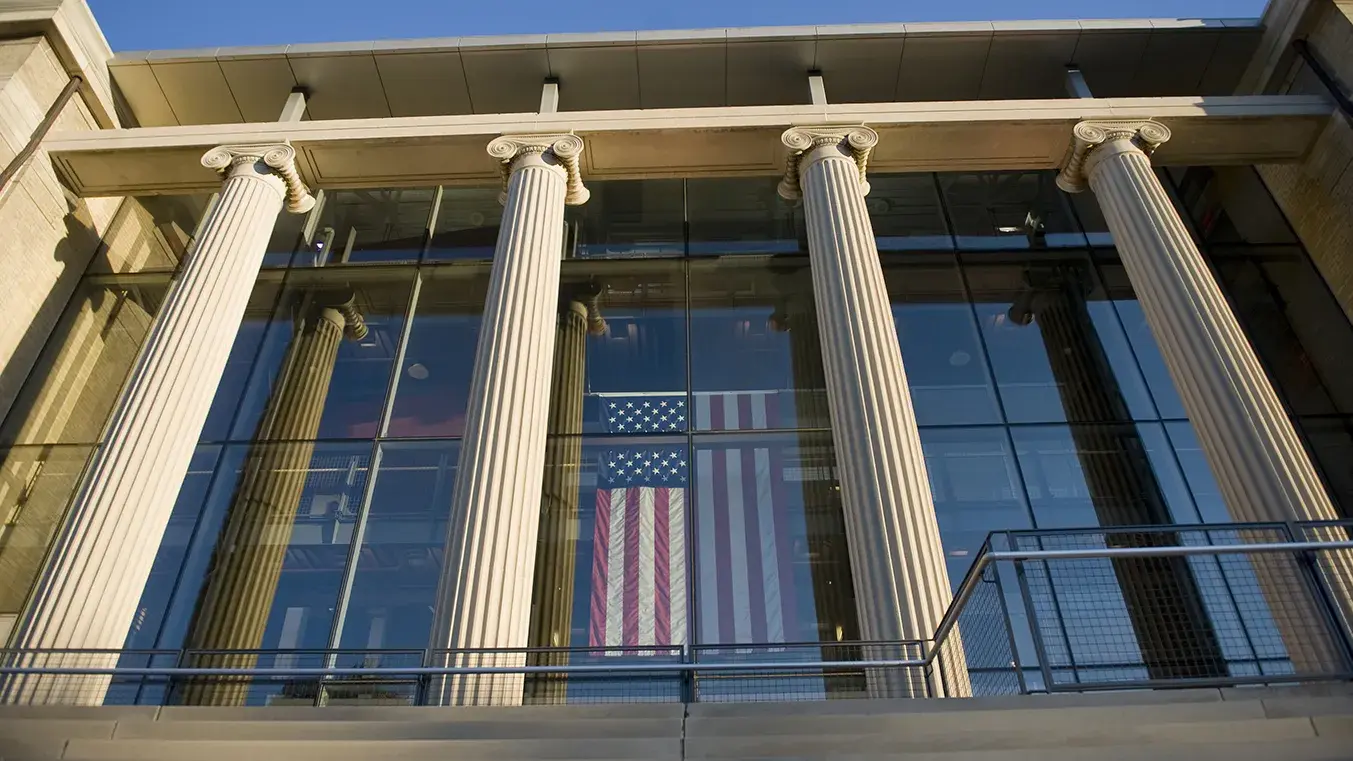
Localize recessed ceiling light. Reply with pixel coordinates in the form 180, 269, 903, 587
407, 363, 429, 380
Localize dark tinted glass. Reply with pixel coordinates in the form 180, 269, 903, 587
940, 171, 1087, 250
567, 179, 685, 258
385, 265, 490, 438
687, 177, 804, 255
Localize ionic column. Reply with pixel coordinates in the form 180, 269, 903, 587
3, 145, 314, 705
1057, 121, 1351, 673
429, 134, 589, 706
779, 126, 970, 698
527, 284, 604, 703
1014, 266, 1226, 680
180, 293, 366, 706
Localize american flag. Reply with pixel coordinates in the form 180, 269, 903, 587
588, 391, 803, 648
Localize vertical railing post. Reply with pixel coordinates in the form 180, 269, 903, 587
1014, 559, 1054, 694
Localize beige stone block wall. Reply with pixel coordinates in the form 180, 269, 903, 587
1256, 0, 1353, 321
0, 35, 122, 428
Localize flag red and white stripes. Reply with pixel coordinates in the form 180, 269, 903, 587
587, 391, 803, 648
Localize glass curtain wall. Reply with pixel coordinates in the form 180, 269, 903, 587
2, 169, 1352, 703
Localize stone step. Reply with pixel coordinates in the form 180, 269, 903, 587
683, 716, 1318, 758
112, 717, 682, 741
666, 737, 1353, 761
0, 719, 118, 760
60, 737, 685, 761
687, 697, 1266, 737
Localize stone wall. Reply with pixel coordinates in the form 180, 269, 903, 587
0, 34, 121, 428
1254, 0, 1353, 321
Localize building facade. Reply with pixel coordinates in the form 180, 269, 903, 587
1, 0, 1352, 706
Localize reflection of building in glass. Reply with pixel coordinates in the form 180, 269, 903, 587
3, 0, 1353, 709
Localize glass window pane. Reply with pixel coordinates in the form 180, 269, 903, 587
89, 195, 213, 273
556, 260, 687, 436
122, 445, 223, 648
426, 186, 502, 261
567, 179, 685, 259
687, 178, 804, 256
689, 258, 826, 431
867, 174, 953, 251
1099, 269, 1187, 420
920, 427, 1031, 582
155, 441, 373, 651
1010, 424, 1175, 529
1164, 421, 1231, 523
1299, 416, 1353, 517
883, 253, 1001, 425
0, 444, 95, 637
301, 188, 434, 266
966, 254, 1157, 424
691, 431, 853, 644
1212, 247, 1353, 416
1, 274, 171, 445
940, 171, 1087, 250
385, 265, 490, 438
229, 267, 414, 442
1171, 166, 1297, 247
337, 440, 458, 650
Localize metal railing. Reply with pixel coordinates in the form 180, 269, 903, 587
2, 521, 1351, 706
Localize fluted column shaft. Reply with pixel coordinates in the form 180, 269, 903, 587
430, 134, 588, 706
1060, 121, 1351, 673
527, 294, 599, 703
180, 297, 364, 706
1024, 269, 1226, 680
3, 145, 315, 705
781, 127, 970, 698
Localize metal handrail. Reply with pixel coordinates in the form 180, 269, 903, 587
0, 75, 82, 194
4, 537, 1350, 680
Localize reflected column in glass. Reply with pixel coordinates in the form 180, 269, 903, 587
178, 291, 369, 705
229, 267, 414, 443
170, 442, 372, 706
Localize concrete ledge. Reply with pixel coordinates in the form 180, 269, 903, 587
1262, 695, 1353, 718
684, 717, 1316, 757
686, 699, 1266, 736
686, 689, 1224, 717
1311, 715, 1353, 737
61, 737, 685, 761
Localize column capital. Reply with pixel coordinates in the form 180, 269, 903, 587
1055, 120, 1171, 193
778, 125, 878, 200
201, 143, 316, 213
487, 133, 590, 206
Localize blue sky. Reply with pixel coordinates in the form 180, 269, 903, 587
89, 0, 1267, 51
